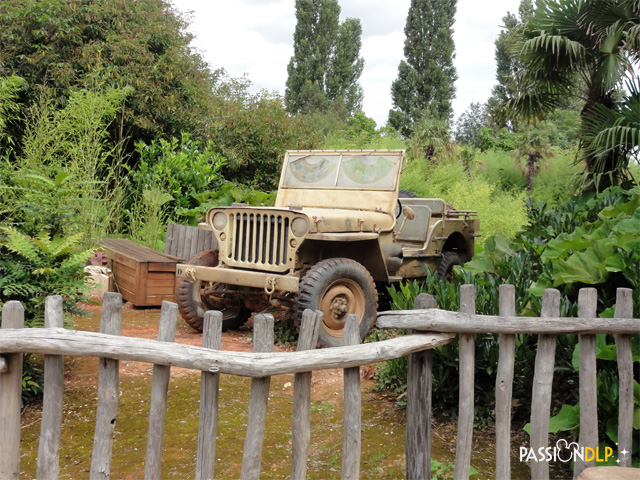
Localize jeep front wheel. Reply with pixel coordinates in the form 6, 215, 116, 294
175, 250, 250, 332
294, 258, 378, 348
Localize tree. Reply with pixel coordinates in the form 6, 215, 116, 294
285, 0, 364, 116
514, 129, 552, 194
455, 101, 491, 147
504, 0, 640, 189
388, 0, 458, 136
409, 118, 455, 162
489, 0, 534, 128
0, 0, 216, 156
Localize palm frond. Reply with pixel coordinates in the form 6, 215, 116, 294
521, 33, 587, 68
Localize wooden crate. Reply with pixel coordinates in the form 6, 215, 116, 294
101, 239, 182, 307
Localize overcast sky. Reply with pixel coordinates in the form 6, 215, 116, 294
170, 0, 522, 128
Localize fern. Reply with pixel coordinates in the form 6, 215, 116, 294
0, 228, 91, 325
1, 227, 41, 263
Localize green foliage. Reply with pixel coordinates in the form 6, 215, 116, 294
285, 0, 364, 116
530, 187, 640, 301
127, 133, 225, 228
0, 227, 92, 325
0, 76, 25, 141
389, 0, 458, 134
503, 0, 640, 188
212, 74, 321, 190
430, 459, 479, 479
408, 118, 455, 163
21, 358, 44, 405
0, 83, 130, 242
455, 102, 491, 148
400, 159, 528, 249
273, 317, 298, 347
477, 127, 516, 152
177, 182, 276, 226
0, 0, 216, 153
378, 186, 639, 447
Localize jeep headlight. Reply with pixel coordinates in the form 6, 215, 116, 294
212, 212, 227, 230
291, 217, 309, 237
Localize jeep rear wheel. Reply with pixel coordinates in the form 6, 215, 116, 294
437, 251, 463, 280
294, 258, 378, 348
175, 250, 249, 332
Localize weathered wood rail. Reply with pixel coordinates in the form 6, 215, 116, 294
0, 286, 637, 479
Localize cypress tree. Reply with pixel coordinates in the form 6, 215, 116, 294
489, 0, 533, 128
388, 0, 458, 135
285, 0, 364, 116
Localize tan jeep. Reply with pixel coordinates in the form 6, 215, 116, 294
175, 150, 479, 347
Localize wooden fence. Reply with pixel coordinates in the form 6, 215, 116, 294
0, 286, 637, 479
378, 285, 638, 480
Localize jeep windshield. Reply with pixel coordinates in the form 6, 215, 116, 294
281, 151, 402, 190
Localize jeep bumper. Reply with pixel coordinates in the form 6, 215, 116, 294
176, 264, 300, 293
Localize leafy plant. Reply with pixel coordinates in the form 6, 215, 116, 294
0, 227, 92, 325
0, 83, 130, 242
177, 182, 276, 225
128, 134, 226, 224
430, 459, 478, 479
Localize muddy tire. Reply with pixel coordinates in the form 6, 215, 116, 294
175, 250, 249, 332
437, 251, 463, 280
294, 258, 378, 348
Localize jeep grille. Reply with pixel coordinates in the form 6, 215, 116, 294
227, 212, 293, 272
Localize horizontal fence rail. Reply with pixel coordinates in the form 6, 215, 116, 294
0, 328, 453, 377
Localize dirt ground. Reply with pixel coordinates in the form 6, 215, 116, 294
68, 302, 353, 392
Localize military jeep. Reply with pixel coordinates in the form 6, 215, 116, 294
175, 150, 479, 347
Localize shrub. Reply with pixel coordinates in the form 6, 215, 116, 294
127, 133, 226, 229
0, 82, 130, 243
400, 159, 527, 249
0, 227, 92, 326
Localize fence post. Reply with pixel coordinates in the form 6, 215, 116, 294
0, 301, 24, 480
144, 301, 178, 480
37, 296, 65, 480
495, 284, 516, 480
90, 292, 122, 480
406, 293, 437, 480
291, 309, 322, 480
454, 284, 475, 480
240, 313, 274, 480
529, 288, 560, 480
574, 288, 598, 478
615, 288, 634, 468
195, 310, 224, 480
341, 314, 361, 480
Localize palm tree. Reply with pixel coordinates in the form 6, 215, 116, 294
504, 0, 639, 188
409, 118, 455, 162
514, 129, 552, 194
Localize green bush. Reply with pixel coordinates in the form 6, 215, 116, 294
0, 81, 130, 242
126, 133, 226, 235
0, 227, 92, 326
400, 159, 527, 249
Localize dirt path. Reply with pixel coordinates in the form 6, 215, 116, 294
68, 302, 351, 397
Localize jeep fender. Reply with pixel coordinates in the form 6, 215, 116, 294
298, 234, 394, 282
